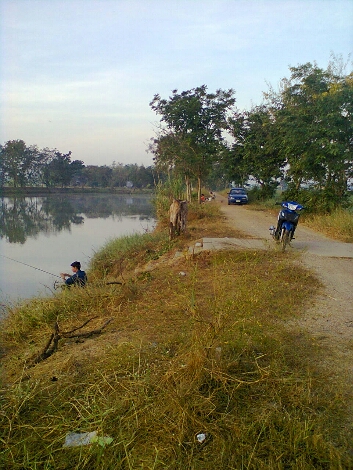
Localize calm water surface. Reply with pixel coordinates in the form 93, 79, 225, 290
0, 193, 155, 306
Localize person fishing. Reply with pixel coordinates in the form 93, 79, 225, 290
60, 261, 87, 287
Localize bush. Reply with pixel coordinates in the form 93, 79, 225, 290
282, 186, 349, 213
247, 183, 277, 202
153, 178, 186, 218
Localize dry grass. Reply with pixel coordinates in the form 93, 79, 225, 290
302, 207, 353, 242
246, 199, 353, 243
1, 203, 352, 469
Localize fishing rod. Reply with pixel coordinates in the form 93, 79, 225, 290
1, 255, 124, 289
0, 254, 62, 279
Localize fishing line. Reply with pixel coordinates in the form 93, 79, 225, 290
0, 254, 61, 278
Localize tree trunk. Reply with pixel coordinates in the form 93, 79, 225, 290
185, 175, 192, 202
197, 176, 202, 204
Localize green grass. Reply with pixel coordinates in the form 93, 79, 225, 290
1, 204, 352, 469
89, 230, 172, 280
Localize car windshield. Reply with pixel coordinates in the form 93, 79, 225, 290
230, 189, 246, 194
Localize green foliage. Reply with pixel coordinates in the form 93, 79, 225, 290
0, 140, 156, 190
2, 58, 352, 205
42, 150, 75, 187
150, 85, 236, 199
152, 176, 186, 218
247, 183, 278, 202
216, 57, 353, 208
266, 60, 353, 201
0, 140, 44, 187
282, 186, 350, 213
227, 106, 285, 190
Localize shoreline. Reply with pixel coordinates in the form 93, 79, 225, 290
0, 187, 154, 197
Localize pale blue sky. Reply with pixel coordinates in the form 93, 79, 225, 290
1, 0, 352, 166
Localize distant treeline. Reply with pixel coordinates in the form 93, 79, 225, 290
0, 140, 157, 189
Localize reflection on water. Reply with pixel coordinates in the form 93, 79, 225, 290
0, 193, 155, 306
0, 194, 154, 244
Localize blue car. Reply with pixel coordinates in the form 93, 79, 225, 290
227, 187, 248, 205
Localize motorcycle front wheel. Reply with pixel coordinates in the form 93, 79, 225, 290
281, 229, 291, 252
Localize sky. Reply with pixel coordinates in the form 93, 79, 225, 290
1, 0, 352, 167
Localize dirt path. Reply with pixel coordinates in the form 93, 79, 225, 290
216, 196, 353, 409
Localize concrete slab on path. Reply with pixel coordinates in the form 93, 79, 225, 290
188, 237, 353, 259
190, 237, 269, 253
294, 240, 353, 258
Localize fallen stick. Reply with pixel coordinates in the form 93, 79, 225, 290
62, 316, 98, 335
30, 317, 113, 365
63, 319, 114, 339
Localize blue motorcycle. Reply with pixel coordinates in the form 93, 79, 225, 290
269, 201, 304, 251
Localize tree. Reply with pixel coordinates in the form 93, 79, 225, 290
69, 160, 85, 186
81, 165, 113, 188
110, 162, 129, 188
222, 111, 248, 186
224, 106, 284, 197
150, 85, 236, 201
0, 144, 5, 187
148, 133, 196, 200
266, 62, 353, 199
0, 140, 43, 187
241, 106, 284, 195
42, 151, 73, 187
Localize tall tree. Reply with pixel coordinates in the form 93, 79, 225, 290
42, 151, 73, 187
150, 85, 236, 201
266, 62, 353, 197
0, 140, 42, 187
242, 106, 284, 194
225, 106, 284, 196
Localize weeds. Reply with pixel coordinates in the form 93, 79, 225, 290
0, 204, 352, 468
90, 231, 172, 279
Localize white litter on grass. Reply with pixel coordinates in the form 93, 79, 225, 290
63, 431, 113, 448
63, 431, 97, 447
196, 433, 206, 443
179, 271, 186, 276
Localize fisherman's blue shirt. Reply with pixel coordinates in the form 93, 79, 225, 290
65, 270, 87, 287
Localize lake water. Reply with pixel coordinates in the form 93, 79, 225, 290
0, 193, 155, 307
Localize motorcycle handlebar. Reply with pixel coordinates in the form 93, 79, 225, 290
275, 201, 306, 209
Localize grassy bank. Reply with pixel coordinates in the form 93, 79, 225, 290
1, 202, 352, 469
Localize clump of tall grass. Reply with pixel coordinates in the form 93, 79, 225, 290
90, 231, 171, 278
303, 207, 353, 242
153, 177, 186, 218
1, 282, 133, 349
